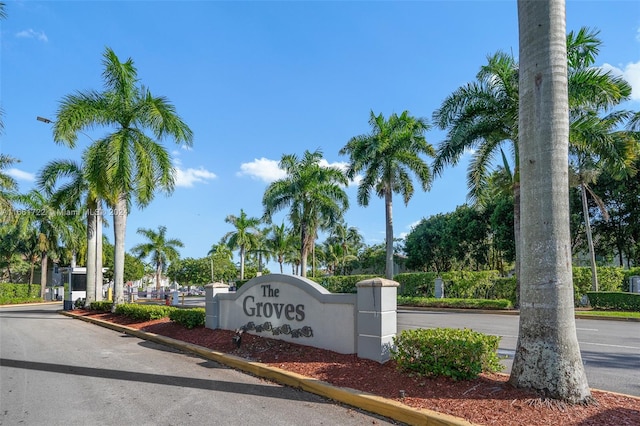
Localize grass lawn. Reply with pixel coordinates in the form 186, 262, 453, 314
576, 310, 640, 319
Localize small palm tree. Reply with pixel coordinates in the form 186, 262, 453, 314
267, 223, 296, 274
0, 154, 19, 221
222, 209, 261, 280
263, 150, 349, 277
340, 111, 434, 279
131, 226, 183, 294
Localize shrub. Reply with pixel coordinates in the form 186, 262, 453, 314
397, 297, 512, 310
586, 292, 640, 312
391, 328, 503, 380
169, 308, 205, 329
114, 303, 175, 320
311, 274, 382, 294
572, 267, 624, 305
89, 301, 113, 312
0, 283, 41, 302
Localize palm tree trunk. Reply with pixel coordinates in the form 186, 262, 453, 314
384, 187, 394, 280
86, 203, 97, 305
513, 181, 521, 308
510, 0, 591, 403
95, 209, 103, 301
580, 184, 599, 291
112, 195, 127, 310
155, 261, 162, 294
40, 252, 48, 299
239, 246, 245, 280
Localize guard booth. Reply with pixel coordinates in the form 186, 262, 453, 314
60, 267, 87, 310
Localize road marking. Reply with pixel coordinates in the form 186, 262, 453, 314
580, 341, 639, 350
576, 328, 599, 331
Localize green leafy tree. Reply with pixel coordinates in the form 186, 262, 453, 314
263, 149, 349, 277
326, 221, 363, 275
53, 47, 193, 309
340, 111, 434, 279
131, 226, 183, 294
510, 0, 590, 403
222, 209, 261, 280
0, 155, 19, 221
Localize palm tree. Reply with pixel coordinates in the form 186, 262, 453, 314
53, 47, 193, 309
18, 190, 72, 298
340, 111, 434, 279
223, 209, 261, 280
0, 154, 19, 221
263, 149, 349, 278
131, 226, 183, 294
510, 0, 591, 404
248, 226, 272, 276
432, 27, 632, 305
326, 221, 363, 275
267, 223, 296, 274
38, 159, 104, 304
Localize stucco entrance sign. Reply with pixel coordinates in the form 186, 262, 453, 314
205, 274, 399, 363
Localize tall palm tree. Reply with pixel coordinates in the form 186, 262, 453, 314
38, 159, 104, 304
223, 209, 261, 280
131, 226, 183, 294
340, 111, 434, 279
248, 226, 272, 276
326, 221, 363, 275
433, 27, 632, 305
510, 0, 591, 403
53, 47, 193, 308
263, 149, 349, 278
267, 223, 296, 274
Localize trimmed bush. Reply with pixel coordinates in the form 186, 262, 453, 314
397, 297, 512, 310
114, 303, 175, 320
391, 328, 503, 380
311, 274, 381, 294
586, 292, 640, 312
0, 283, 41, 304
89, 301, 113, 312
573, 267, 624, 305
169, 308, 205, 329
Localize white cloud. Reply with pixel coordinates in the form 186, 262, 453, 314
601, 61, 640, 101
16, 29, 48, 42
7, 168, 35, 182
237, 158, 286, 183
174, 167, 216, 188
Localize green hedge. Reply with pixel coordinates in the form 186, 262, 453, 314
397, 297, 512, 310
391, 328, 503, 380
114, 303, 175, 320
169, 308, 205, 329
0, 283, 41, 303
310, 274, 381, 293
621, 268, 640, 292
572, 267, 624, 305
89, 301, 113, 312
586, 292, 640, 312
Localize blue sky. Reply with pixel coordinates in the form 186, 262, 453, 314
2, 1, 639, 273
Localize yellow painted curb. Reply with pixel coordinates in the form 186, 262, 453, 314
60, 311, 475, 426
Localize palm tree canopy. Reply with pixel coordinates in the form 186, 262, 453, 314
339, 110, 435, 207
131, 225, 183, 269
53, 47, 194, 208
223, 209, 261, 253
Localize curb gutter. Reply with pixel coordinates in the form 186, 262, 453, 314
60, 311, 474, 426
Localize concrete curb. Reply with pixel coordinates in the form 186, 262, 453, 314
60, 310, 474, 426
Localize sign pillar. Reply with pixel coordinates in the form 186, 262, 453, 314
205, 282, 230, 329
356, 277, 399, 363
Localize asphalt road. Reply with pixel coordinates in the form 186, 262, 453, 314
0, 304, 398, 426
398, 309, 640, 397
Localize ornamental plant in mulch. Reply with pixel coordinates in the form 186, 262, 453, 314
391, 327, 503, 380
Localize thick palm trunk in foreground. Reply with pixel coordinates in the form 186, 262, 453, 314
112, 196, 127, 310
510, 0, 591, 403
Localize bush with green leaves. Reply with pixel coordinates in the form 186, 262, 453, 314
0, 283, 41, 304
573, 267, 623, 304
391, 328, 503, 380
89, 301, 113, 312
169, 308, 205, 329
397, 297, 512, 310
311, 274, 382, 294
114, 303, 175, 320
586, 292, 640, 312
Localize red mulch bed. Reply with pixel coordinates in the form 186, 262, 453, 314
71, 310, 640, 426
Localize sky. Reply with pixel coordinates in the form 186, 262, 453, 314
1, 1, 639, 274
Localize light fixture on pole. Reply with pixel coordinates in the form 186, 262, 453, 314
36, 116, 53, 124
